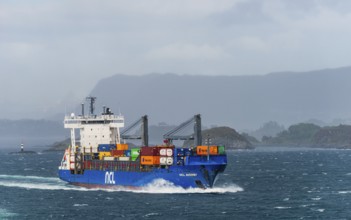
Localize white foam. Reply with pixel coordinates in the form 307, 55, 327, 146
0, 175, 243, 194
0, 174, 87, 191
274, 206, 291, 209
144, 213, 161, 217
338, 191, 351, 194
0, 174, 59, 182
131, 179, 244, 194
73, 204, 88, 207
0, 208, 18, 218
311, 208, 325, 212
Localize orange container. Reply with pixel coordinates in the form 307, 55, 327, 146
209, 146, 218, 155
117, 144, 128, 150
196, 146, 208, 155
196, 146, 218, 155
141, 156, 160, 165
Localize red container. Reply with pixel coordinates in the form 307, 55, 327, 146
111, 150, 124, 156
140, 146, 160, 156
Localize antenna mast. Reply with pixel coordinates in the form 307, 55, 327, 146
86, 96, 96, 115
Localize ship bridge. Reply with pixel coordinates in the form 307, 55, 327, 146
64, 97, 124, 152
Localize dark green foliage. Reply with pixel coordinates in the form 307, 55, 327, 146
312, 125, 351, 148
263, 123, 320, 145
184, 126, 253, 149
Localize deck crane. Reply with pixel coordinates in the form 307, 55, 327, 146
121, 115, 148, 146
163, 114, 202, 146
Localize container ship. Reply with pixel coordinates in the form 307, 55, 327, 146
58, 97, 227, 189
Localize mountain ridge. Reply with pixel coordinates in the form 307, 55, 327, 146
89, 66, 351, 130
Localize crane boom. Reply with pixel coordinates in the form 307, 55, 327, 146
163, 114, 202, 146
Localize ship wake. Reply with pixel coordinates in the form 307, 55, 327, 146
133, 179, 244, 194
0, 174, 85, 191
0, 175, 243, 194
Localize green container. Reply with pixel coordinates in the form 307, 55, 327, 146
218, 145, 225, 154
131, 156, 138, 161
131, 148, 140, 157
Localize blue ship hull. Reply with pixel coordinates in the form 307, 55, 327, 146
59, 156, 227, 189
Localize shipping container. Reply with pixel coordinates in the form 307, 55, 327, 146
209, 146, 218, 155
117, 143, 128, 150
160, 149, 167, 156
104, 156, 115, 161
131, 157, 138, 162
160, 157, 167, 165
118, 156, 130, 162
166, 149, 173, 157
124, 150, 131, 157
140, 147, 160, 156
141, 156, 160, 165
111, 150, 124, 157
99, 152, 111, 160
98, 144, 116, 152
131, 148, 140, 157
218, 145, 225, 154
166, 157, 173, 165
196, 146, 208, 155
196, 145, 219, 155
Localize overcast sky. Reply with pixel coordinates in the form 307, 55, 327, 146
1, 0, 351, 118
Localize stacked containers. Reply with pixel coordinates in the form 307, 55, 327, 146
140, 146, 160, 165
159, 147, 174, 165
196, 146, 219, 155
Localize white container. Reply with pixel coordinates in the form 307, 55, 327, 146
104, 156, 115, 161
160, 149, 167, 156
118, 156, 130, 161
92, 148, 98, 153
70, 155, 75, 162
166, 157, 173, 165
160, 157, 167, 165
70, 163, 75, 169
166, 149, 173, 157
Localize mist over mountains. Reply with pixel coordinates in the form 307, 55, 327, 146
1, 66, 351, 149
89, 66, 351, 130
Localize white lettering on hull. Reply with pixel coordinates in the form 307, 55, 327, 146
105, 172, 116, 184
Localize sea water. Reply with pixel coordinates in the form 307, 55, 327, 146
0, 147, 351, 219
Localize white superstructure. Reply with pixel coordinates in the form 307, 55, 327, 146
59, 97, 125, 171
63, 97, 124, 153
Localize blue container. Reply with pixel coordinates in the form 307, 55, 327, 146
124, 150, 131, 157
98, 144, 116, 152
